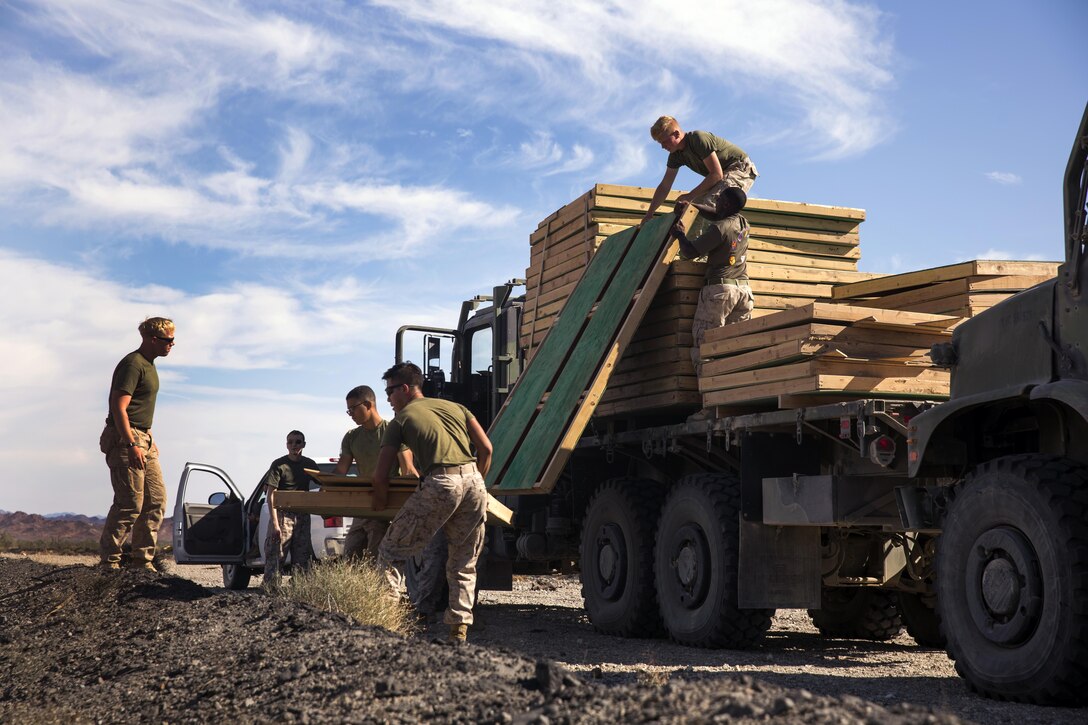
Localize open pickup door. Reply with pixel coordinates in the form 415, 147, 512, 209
173, 462, 249, 564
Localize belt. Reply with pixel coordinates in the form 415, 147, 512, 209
705, 277, 749, 287
426, 463, 478, 477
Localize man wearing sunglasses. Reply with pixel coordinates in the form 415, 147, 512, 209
373, 361, 493, 643
99, 316, 176, 572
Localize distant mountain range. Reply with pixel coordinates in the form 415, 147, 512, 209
0, 510, 173, 545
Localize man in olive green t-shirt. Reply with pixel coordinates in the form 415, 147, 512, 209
640, 115, 758, 225
336, 385, 417, 559
99, 316, 175, 571
373, 362, 493, 642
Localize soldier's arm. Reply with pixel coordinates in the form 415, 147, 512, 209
642, 166, 679, 223
678, 151, 724, 203
372, 445, 398, 512
398, 448, 419, 478
467, 418, 493, 477
109, 389, 146, 471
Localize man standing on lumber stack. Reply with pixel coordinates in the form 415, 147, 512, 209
641, 115, 758, 226
372, 362, 493, 643
642, 116, 758, 423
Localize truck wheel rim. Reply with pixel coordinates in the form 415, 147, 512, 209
669, 523, 711, 609
596, 523, 627, 601
965, 526, 1043, 645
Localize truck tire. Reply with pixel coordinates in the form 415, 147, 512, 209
580, 478, 664, 637
897, 591, 944, 648
808, 587, 903, 641
222, 563, 252, 590
936, 454, 1088, 705
654, 473, 773, 648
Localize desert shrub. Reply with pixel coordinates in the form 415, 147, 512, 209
278, 557, 415, 636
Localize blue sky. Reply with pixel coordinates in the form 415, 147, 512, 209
1, 0, 1085, 516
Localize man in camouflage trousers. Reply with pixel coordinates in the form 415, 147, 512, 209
262, 430, 318, 587
99, 316, 176, 571
671, 186, 755, 422
372, 362, 493, 643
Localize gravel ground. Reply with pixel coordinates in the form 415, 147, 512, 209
1, 553, 1083, 723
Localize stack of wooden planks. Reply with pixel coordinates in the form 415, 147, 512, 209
697, 302, 959, 411
521, 183, 882, 417
828, 260, 1060, 317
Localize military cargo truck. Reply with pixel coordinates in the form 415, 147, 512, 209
396, 102, 1087, 704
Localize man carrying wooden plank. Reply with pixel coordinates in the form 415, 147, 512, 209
641, 115, 758, 227
337, 385, 418, 560
671, 187, 754, 422
372, 362, 493, 643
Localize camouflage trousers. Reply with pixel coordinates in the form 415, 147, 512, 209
691, 283, 755, 377
377, 464, 487, 626
99, 425, 166, 566
264, 510, 312, 584
688, 156, 758, 238
344, 517, 389, 561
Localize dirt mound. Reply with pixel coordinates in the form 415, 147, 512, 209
0, 558, 962, 723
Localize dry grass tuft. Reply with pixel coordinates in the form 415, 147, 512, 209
279, 557, 415, 636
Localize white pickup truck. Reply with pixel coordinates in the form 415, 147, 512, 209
171, 460, 352, 589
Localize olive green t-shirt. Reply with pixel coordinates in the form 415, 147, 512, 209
341, 420, 404, 476
261, 455, 318, 492
105, 351, 159, 431
381, 398, 476, 476
667, 130, 747, 177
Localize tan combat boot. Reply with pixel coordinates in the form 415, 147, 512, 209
448, 624, 468, 643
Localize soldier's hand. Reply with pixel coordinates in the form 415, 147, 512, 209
128, 445, 146, 470
372, 490, 388, 512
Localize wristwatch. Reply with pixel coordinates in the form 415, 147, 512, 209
125, 441, 137, 448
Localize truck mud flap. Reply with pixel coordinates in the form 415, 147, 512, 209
738, 521, 820, 609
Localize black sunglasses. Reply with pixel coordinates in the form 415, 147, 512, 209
154, 335, 175, 344
384, 384, 404, 396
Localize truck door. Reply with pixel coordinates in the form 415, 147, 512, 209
172, 462, 247, 564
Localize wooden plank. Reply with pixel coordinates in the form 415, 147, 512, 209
702, 303, 959, 344
747, 249, 857, 271
748, 226, 860, 246
601, 376, 700, 403
749, 236, 861, 259
594, 391, 703, 418
699, 358, 946, 393
700, 322, 951, 358
746, 264, 881, 285
699, 338, 933, 377
703, 374, 950, 406
831, 260, 1060, 299
276, 489, 514, 526
591, 184, 866, 221
902, 293, 1015, 315
607, 361, 693, 387
627, 330, 693, 353
749, 279, 835, 298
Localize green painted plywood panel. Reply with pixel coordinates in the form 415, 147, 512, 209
492, 213, 676, 490
485, 225, 638, 485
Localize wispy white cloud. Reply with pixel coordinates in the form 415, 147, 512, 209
373, 0, 897, 160
985, 171, 1022, 185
